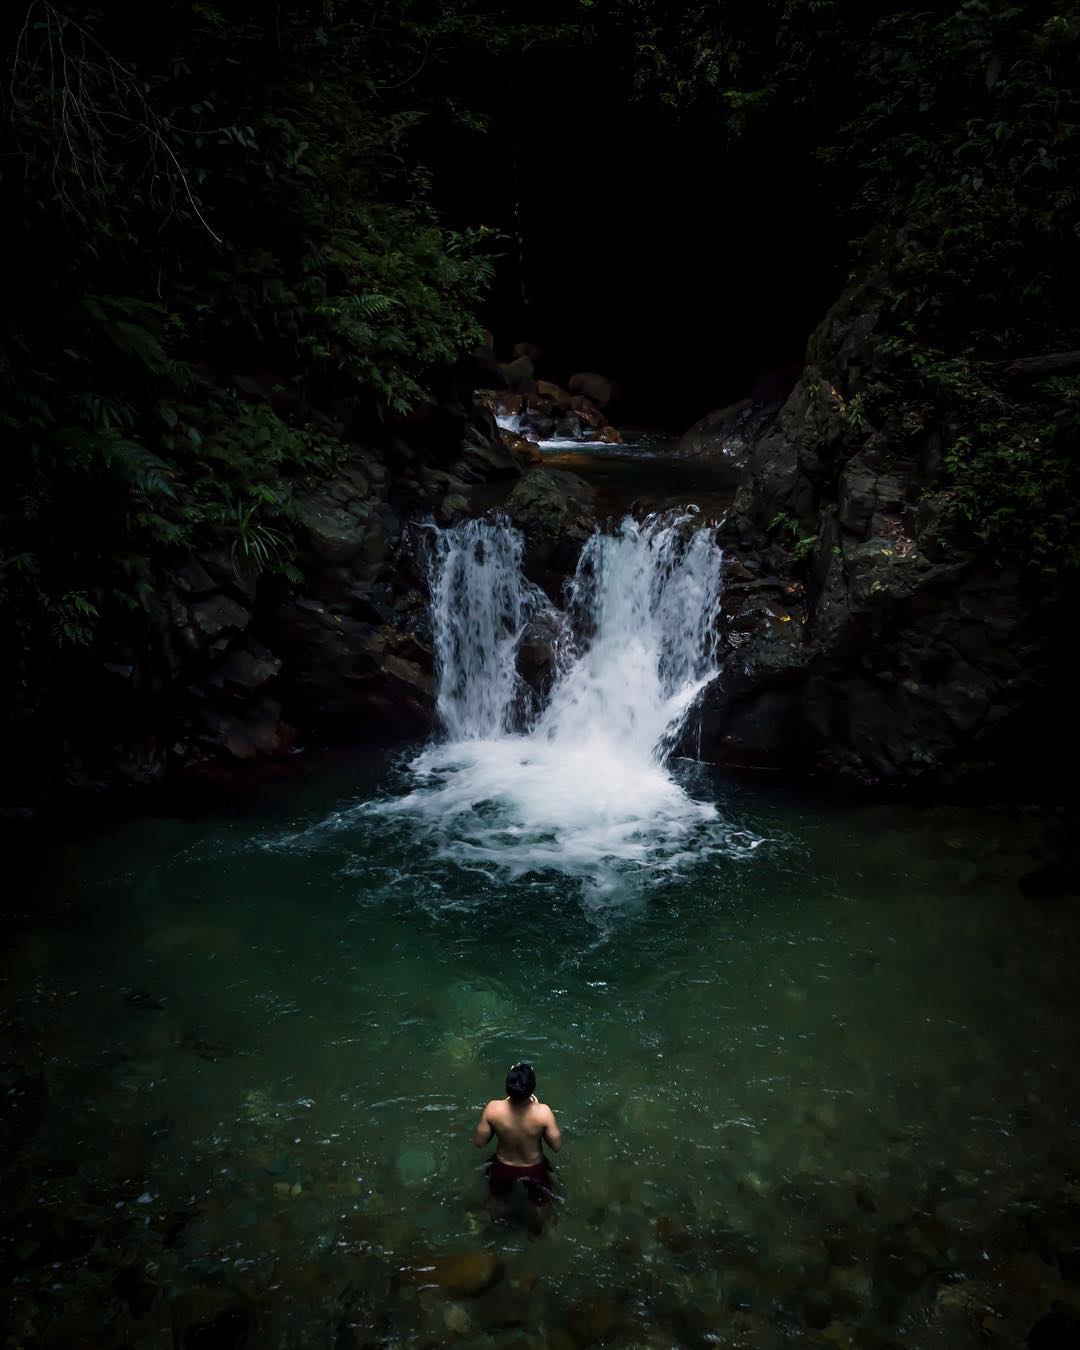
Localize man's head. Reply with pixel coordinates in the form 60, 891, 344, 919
506, 1062, 536, 1103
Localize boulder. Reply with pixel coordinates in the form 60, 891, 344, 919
212, 639, 281, 693
469, 339, 507, 389
499, 430, 543, 466
172, 557, 218, 595
189, 593, 250, 640
298, 491, 370, 564
679, 396, 783, 463
499, 354, 536, 394
504, 468, 596, 594
568, 371, 618, 409
455, 438, 524, 481
512, 339, 543, 363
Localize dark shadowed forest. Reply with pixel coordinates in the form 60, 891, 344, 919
3, 1, 1079, 803
4, 6, 1080, 1349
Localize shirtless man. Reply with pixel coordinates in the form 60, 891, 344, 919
474, 1062, 562, 1206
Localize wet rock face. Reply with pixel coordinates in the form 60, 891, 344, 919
272, 474, 437, 741
519, 608, 570, 705
20, 416, 532, 804
698, 276, 1058, 790
504, 468, 597, 599
678, 397, 784, 464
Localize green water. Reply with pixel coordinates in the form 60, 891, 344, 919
4, 751, 1079, 1349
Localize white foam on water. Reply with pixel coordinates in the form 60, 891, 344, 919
373, 510, 761, 895
494, 409, 612, 453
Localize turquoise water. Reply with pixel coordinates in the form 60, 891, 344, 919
4, 751, 1079, 1348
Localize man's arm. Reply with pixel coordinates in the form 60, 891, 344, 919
542, 1105, 562, 1153
473, 1103, 494, 1150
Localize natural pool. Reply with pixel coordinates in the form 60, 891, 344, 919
4, 512, 1080, 1349
4, 758, 1079, 1349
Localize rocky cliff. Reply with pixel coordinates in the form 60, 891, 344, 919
3, 417, 532, 811
9, 280, 1069, 811
701, 279, 1064, 790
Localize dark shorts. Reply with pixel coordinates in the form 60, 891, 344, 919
486, 1154, 555, 1206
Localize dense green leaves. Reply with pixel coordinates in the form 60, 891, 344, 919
0, 0, 533, 701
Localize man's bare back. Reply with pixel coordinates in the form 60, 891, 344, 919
474, 1093, 562, 1165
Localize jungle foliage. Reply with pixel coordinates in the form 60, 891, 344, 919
4, 0, 1080, 727
0, 0, 556, 683
599, 0, 1080, 575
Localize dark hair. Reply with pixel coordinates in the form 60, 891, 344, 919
506, 1062, 536, 1102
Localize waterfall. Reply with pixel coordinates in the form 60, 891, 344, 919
537, 513, 723, 765
380, 510, 755, 893
426, 518, 546, 740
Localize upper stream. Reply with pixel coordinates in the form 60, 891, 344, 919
3, 512, 1079, 1349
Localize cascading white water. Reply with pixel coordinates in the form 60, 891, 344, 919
495, 408, 583, 451
380, 510, 760, 894
494, 409, 527, 437
537, 514, 723, 764
426, 518, 545, 740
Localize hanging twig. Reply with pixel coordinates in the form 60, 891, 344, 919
375, 37, 429, 90
8, 0, 222, 242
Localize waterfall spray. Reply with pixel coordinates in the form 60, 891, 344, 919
380, 510, 752, 892
538, 511, 723, 764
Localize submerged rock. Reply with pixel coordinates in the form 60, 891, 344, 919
472, 1289, 529, 1331
565, 1298, 623, 1345
425, 1251, 505, 1297
395, 1144, 438, 1187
